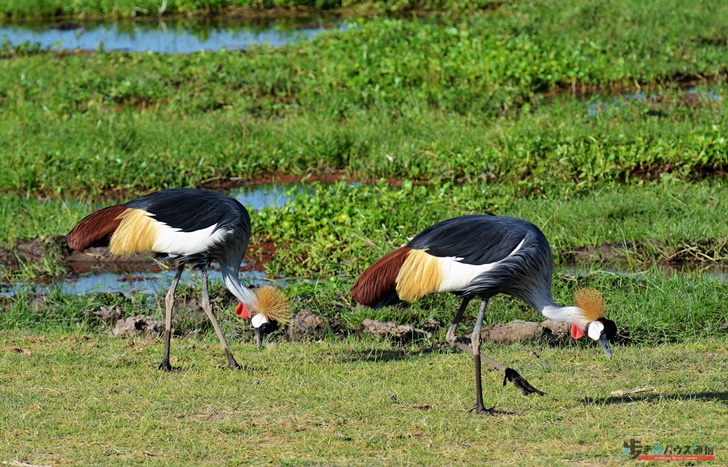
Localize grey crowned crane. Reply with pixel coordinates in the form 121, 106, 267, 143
350, 214, 617, 414
67, 188, 290, 371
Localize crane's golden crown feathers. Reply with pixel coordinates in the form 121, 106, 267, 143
254, 286, 291, 324
573, 287, 605, 321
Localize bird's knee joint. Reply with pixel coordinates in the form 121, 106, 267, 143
446, 329, 458, 346
471, 332, 481, 350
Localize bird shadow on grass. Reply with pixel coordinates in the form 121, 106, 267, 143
580, 391, 728, 406
335, 342, 445, 364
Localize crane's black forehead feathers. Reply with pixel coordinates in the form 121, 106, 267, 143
407, 215, 545, 266
125, 188, 250, 234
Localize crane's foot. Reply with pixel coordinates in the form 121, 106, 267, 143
227, 357, 242, 371
468, 404, 496, 415
158, 359, 173, 372
503, 368, 546, 396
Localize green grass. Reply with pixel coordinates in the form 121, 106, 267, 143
254, 179, 728, 278
1, 329, 726, 465
1, 2, 727, 195
0, 0, 536, 20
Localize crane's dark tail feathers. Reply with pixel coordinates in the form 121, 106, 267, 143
67, 204, 127, 252
350, 246, 411, 309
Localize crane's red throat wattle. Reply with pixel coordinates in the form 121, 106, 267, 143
571, 324, 585, 339
235, 302, 251, 320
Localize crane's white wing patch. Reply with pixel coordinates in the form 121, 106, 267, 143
152, 222, 227, 256
436, 238, 526, 292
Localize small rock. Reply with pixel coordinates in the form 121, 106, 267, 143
111, 316, 163, 338
361, 319, 431, 342
28, 297, 47, 312
422, 317, 441, 331
94, 305, 123, 323
185, 329, 202, 340
290, 309, 327, 341
541, 319, 570, 342
479, 320, 543, 344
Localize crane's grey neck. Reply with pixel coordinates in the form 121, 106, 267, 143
538, 303, 592, 328
219, 261, 258, 310
509, 275, 592, 328
525, 293, 591, 328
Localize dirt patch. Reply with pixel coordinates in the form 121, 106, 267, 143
0, 233, 280, 277
111, 315, 163, 337
289, 309, 329, 341
480, 319, 570, 345
0, 235, 70, 272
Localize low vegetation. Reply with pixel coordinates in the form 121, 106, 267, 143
1, 1, 727, 195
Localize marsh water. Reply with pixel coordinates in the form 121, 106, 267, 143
0, 16, 344, 53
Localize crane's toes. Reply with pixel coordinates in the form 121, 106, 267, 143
468, 404, 496, 415
158, 360, 174, 372
503, 367, 546, 396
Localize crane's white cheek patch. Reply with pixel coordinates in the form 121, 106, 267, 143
151, 223, 225, 256
587, 321, 604, 341
436, 257, 498, 292
251, 313, 268, 329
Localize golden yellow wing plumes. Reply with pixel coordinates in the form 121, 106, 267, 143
573, 287, 605, 321
254, 286, 291, 324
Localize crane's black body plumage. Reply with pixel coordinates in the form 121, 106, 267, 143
125, 188, 252, 269
367, 215, 554, 313
408, 215, 553, 308
408, 215, 531, 264
126, 188, 250, 236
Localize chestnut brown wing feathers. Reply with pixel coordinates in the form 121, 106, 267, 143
350, 246, 411, 308
66, 204, 127, 252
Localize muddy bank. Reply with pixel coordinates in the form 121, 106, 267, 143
0, 234, 277, 276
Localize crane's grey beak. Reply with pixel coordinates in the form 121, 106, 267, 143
598, 333, 612, 358
254, 327, 263, 350
251, 313, 267, 350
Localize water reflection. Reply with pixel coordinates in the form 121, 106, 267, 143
231, 183, 312, 210
0, 17, 345, 53
585, 87, 721, 117
13, 265, 271, 299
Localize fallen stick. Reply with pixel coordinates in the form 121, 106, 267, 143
610, 386, 655, 396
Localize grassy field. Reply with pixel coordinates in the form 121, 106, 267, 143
1, 1, 727, 464
2, 330, 726, 465
2, 1, 727, 196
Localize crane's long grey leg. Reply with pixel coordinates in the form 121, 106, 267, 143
470, 299, 493, 414
445, 297, 545, 409
200, 266, 241, 370
445, 296, 472, 352
159, 263, 184, 371
472, 299, 545, 397
446, 297, 506, 371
